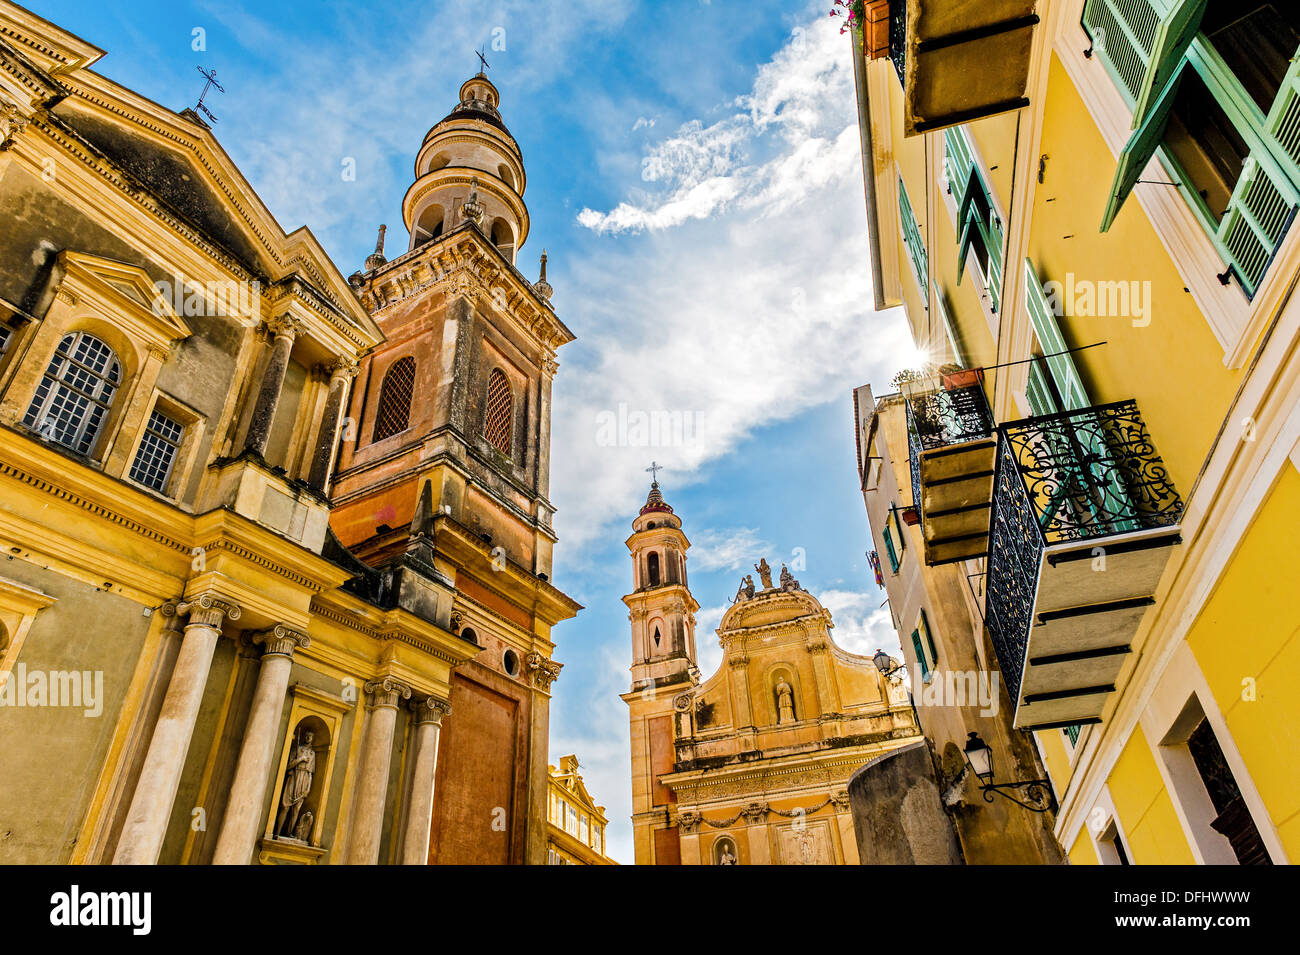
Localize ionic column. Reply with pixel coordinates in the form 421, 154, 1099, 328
114, 594, 240, 865
243, 315, 299, 458
307, 358, 358, 491
345, 677, 411, 864
211, 625, 309, 865
399, 697, 450, 865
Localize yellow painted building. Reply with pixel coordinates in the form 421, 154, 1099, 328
850, 0, 1299, 865
0, 1, 577, 865
546, 754, 616, 865
622, 481, 922, 864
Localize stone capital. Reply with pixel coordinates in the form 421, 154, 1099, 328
364, 677, 413, 709
253, 624, 310, 658
326, 357, 359, 381
266, 314, 302, 341
525, 652, 562, 690
176, 593, 241, 629
410, 697, 452, 725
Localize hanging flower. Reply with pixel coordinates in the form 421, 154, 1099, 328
829, 0, 867, 35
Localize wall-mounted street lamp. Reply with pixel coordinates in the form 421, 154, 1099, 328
962, 731, 1057, 813
872, 649, 906, 679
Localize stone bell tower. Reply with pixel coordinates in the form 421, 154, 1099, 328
329, 70, 580, 865
621, 479, 699, 865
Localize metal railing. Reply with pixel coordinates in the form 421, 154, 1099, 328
906, 380, 995, 452
985, 399, 1183, 700
889, 0, 907, 87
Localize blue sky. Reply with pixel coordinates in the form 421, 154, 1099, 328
34, 0, 918, 863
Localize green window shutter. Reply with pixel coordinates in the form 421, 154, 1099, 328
943, 125, 975, 196
920, 609, 939, 666
911, 630, 930, 682
954, 163, 1004, 312
1023, 260, 1092, 411
883, 523, 900, 572
933, 280, 965, 365
898, 177, 929, 295
1100, 63, 1183, 232
1262, 51, 1300, 184
1025, 360, 1059, 417
1082, 0, 1206, 128
1210, 49, 1300, 296
1065, 724, 1082, 746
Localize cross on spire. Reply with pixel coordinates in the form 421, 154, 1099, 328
475, 46, 491, 74
645, 461, 664, 484
194, 66, 225, 124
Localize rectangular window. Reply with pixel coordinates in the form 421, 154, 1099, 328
945, 126, 1004, 312
1090, 1, 1300, 296
882, 521, 900, 573
898, 176, 929, 297
910, 629, 931, 682
918, 609, 939, 667
129, 408, 184, 493
580, 815, 589, 844
567, 805, 579, 837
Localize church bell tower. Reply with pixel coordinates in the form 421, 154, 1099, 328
622, 478, 698, 864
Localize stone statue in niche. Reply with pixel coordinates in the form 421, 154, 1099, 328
754, 558, 773, 591
276, 728, 316, 840
717, 841, 737, 865
734, 574, 755, 602
293, 810, 314, 844
776, 678, 796, 725
779, 563, 801, 591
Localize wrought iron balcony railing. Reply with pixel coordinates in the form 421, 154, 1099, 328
906, 380, 995, 453
889, 0, 906, 87
985, 399, 1184, 728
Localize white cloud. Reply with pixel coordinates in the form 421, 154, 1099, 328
818, 588, 900, 657
687, 527, 772, 572
632, 116, 657, 131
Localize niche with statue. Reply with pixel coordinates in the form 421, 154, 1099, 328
271, 716, 331, 845
769, 667, 799, 726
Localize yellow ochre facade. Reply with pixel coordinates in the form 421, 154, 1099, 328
546, 754, 616, 865
0, 1, 578, 865
849, 0, 1299, 865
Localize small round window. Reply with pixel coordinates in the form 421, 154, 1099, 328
503, 649, 520, 677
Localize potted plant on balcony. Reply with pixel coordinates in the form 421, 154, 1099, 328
940, 363, 983, 391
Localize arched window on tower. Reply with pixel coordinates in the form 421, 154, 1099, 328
23, 331, 121, 456
490, 218, 515, 261
483, 368, 512, 455
412, 204, 445, 247
647, 552, 660, 587
372, 356, 415, 442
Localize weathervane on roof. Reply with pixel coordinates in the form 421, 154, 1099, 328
475, 46, 491, 74
194, 66, 225, 124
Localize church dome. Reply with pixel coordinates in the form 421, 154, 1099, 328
639, 481, 673, 515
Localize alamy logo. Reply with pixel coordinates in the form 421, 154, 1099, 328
49, 886, 151, 935
0, 664, 103, 717
911, 669, 1000, 717
152, 272, 261, 324
1042, 273, 1152, 327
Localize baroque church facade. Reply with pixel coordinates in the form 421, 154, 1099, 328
622, 482, 922, 864
0, 1, 576, 865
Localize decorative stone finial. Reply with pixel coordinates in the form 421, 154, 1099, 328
463, 178, 485, 227
364, 224, 387, 271
532, 249, 554, 301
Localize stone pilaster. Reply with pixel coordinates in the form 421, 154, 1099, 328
113, 594, 240, 865
399, 697, 450, 865
345, 677, 411, 864
211, 624, 309, 865
307, 358, 357, 490
243, 315, 299, 458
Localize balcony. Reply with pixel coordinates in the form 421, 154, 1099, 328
889, 0, 1039, 137
984, 401, 1183, 731
905, 374, 997, 565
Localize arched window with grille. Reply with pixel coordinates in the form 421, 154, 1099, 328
372, 355, 415, 442
23, 332, 122, 455
483, 368, 513, 456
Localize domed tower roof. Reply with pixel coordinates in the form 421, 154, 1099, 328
640, 481, 673, 516
401, 71, 530, 260
632, 478, 682, 533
